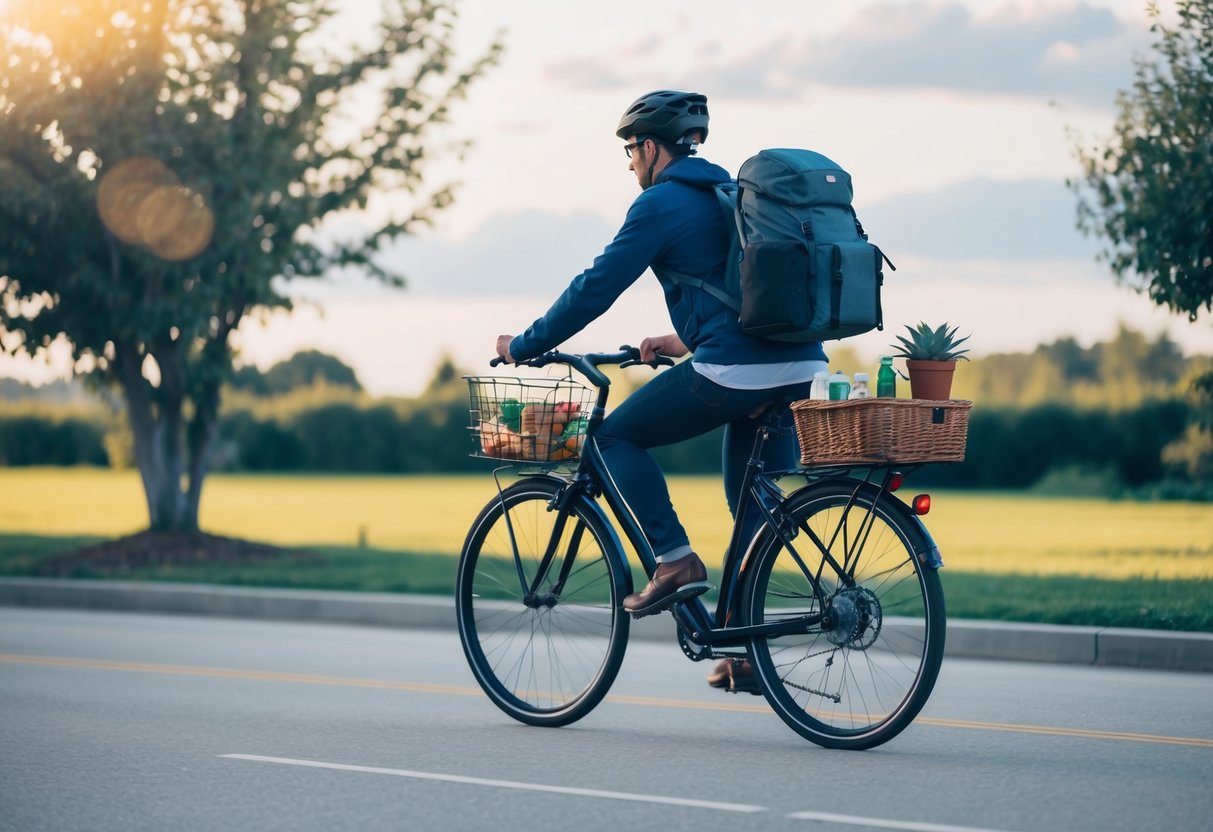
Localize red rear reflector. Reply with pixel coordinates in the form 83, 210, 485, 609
912, 494, 931, 515
887, 473, 904, 492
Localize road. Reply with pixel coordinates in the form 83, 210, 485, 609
1, 607, 1210, 832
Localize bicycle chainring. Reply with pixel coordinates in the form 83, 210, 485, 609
675, 624, 743, 663
676, 624, 714, 661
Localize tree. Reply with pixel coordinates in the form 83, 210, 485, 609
231, 350, 362, 396
1071, 0, 1213, 320
0, 1, 500, 531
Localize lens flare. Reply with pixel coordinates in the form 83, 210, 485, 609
96, 156, 214, 261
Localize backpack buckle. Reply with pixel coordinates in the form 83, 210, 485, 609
801, 221, 814, 241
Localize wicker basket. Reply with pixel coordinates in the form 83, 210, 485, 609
465, 376, 595, 465
791, 398, 973, 466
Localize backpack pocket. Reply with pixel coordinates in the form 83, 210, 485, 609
808, 241, 882, 338
738, 240, 812, 338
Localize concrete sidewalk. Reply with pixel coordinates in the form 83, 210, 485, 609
1, 576, 1210, 672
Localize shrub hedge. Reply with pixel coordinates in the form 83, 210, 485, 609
0, 398, 1203, 496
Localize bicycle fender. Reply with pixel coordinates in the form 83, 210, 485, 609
749, 478, 944, 571
874, 490, 944, 570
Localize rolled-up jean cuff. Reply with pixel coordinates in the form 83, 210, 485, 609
656, 544, 695, 564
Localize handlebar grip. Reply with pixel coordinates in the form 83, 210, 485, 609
617, 344, 675, 370
489, 356, 506, 367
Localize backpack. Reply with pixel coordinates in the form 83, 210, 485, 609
657, 148, 894, 343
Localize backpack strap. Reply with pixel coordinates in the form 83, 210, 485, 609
650, 180, 743, 313
829, 246, 843, 331
652, 265, 742, 312
718, 182, 746, 246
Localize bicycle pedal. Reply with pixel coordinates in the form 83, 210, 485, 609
627, 582, 713, 619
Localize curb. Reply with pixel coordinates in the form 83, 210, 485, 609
1, 577, 1210, 673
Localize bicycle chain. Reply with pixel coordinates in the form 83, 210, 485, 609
679, 622, 850, 703
781, 678, 843, 703
772, 646, 844, 703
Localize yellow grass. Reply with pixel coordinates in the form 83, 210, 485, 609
2, 468, 1210, 579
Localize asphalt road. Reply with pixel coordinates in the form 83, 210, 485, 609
1, 608, 1210, 832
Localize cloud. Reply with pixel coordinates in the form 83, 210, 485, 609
860, 177, 1103, 262
540, 56, 628, 90
328, 210, 619, 297
786, 2, 1146, 106
294, 176, 1099, 307
539, 34, 665, 90
543, 2, 1150, 108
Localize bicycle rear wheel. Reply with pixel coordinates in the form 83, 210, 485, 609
456, 477, 630, 727
743, 479, 945, 750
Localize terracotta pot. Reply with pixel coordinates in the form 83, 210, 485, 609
906, 359, 956, 400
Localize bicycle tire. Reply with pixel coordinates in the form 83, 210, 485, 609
743, 479, 946, 750
456, 477, 631, 727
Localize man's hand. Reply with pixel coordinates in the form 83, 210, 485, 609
495, 335, 516, 364
638, 333, 688, 363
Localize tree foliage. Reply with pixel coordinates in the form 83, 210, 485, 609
1071, 0, 1213, 320
231, 350, 362, 396
0, 0, 500, 530
951, 324, 1196, 409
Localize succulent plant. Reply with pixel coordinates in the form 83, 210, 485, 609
891, 322, 971, 362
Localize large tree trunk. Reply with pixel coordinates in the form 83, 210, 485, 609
184, 374, 221, 527
114, 340, 197, 532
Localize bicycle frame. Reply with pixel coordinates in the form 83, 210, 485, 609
488, 348, 941, 651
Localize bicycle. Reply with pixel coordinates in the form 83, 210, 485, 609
456, 346, 955, 750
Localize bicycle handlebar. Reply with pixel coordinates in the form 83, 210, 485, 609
490, 345, 674, 388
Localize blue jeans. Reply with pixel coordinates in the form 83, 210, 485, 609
593, 360, 813, 562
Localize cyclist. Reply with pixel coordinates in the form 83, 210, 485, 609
495, 90, 829, 692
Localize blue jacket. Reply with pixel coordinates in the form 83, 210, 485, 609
509, 157, 828, 365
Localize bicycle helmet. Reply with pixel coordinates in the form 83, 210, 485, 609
615, 90, 709, 145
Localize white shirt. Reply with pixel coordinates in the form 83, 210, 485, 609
692, 359, 828, 390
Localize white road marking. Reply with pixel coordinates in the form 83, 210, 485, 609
788, 810, 1024, 832
220, 754, 767, 814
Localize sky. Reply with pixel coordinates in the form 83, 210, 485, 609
4, 0, 1212, 396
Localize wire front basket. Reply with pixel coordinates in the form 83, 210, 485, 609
466, 376, 595, 465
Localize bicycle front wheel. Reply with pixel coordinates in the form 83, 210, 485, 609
744, 480, 945, 750
456, 477, 630, 727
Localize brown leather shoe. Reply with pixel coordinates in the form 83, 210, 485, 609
706, 658, 762, 695
622, 553, 710, 618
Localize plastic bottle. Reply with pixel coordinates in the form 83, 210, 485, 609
877, 356, 897, 398
849, 373, 872, 399
828, 371, 851, 401
809, 371, 830, 400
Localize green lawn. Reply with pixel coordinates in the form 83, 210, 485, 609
1, 468, 1210, 631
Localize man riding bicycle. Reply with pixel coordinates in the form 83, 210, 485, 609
495, 90, 829, 692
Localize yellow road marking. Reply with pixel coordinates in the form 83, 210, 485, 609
0, 653, 478, 697
914, 716, 1213, 748
2, 652, 1210, 749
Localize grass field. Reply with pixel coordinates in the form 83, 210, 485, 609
1, 468, 1210, 630
3, 467, 1209, 578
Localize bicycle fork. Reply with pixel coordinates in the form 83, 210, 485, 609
492, 469, 592, 607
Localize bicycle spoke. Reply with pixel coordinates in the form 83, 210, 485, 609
747, 482, 945, 750
458, 481, 629, 726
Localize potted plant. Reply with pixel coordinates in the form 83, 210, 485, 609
891, 322, 971, 400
